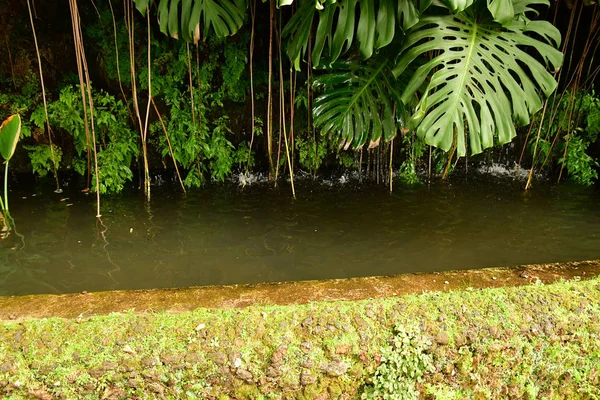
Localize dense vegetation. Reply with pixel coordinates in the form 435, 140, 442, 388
0, 0, 598, 212
0, 276, 598, 399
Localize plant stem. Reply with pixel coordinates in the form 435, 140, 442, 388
27, 0, 60, 193
151, 98, 186, 193
142, 9, 152, 201
246, 0, 256, 177
4, 161, 9, 212
267, 0, 275, 178
525, 98, 550, 190
187, 43, 196, 126
389, 138, 394, 193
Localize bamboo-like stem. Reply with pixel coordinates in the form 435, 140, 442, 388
125, 0, 149, 199
70, 2, 91, 190
195, 44, 203, 133
428, 145, 432, 182
307, 34, 317, 178
274, 9, 283, 183
389, 138, 394, 192
27, 0, 60, 193
70, 0, 101, 217
151, 98, 186, 193
4, 34, 16, 90
358, 148, 363, 183
275, 12, 295, 197
525, 98, 550, 190
266, 1, 275, 178
108, 0, 128, 105
142, 9, 152, 201
186, 43, 196, 126
290, 68, 296, 172
442, 145, 455, 180
246, 0, 256, 177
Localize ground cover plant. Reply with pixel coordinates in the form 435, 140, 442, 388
0, 276, 598, 399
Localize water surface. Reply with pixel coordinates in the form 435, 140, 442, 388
1, 175, 599, 296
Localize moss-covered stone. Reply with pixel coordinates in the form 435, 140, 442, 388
0, 276, 599, 399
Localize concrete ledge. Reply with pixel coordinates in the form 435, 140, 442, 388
1, 259, 599, 321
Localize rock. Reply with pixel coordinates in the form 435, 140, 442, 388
185, 352, 202, 364
322, 361, 348, 377
272, 344, 288, 365
160, 354, 181, 365
335, 344, 351, 354
301, 359, 314, 369
148, 382, 165, 395
266, 366, 281, 378
0, 362, 14, 374
236, 369, 253, 382
122, 344, 136, 355
141, 357, 160, 368
435, 332, 449, 345
195, 323, 206, 331
301, 317, 313, 327
300, 370, 317, 386
26, 389, 53, 400
489, 326, 499, 338
210, 352, 226, 366
300, 342, 311, 352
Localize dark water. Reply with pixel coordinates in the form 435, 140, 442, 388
1, 175, 599, 296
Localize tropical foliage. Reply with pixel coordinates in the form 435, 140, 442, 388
1, 0, 598, 210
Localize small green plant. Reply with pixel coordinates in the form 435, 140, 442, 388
24, 144, 62, 178
296, 135, 326, 174
361, 323, 435, 400
0, 114, 22, 216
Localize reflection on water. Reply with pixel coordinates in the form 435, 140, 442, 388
1, 176, 599, 296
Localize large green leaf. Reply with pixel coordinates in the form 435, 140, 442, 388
397, 0, 433, 31
313, 59, 402, 149
283, 0, 434, 68
394, 11, 563, 157
0, 114, 21, 162
137, 0, 246, 41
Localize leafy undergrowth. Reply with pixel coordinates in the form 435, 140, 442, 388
1, 277, 599, 399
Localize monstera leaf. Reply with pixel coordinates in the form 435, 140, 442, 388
135, 0, 246, 42
394, 10, 563, 157
313, 59, 402, 149
283, 0, 434, 68
0, 114, 21, 162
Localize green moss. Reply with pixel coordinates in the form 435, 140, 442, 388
0, 278, 599, 399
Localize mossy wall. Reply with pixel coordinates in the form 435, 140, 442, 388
1, 277, 599, 399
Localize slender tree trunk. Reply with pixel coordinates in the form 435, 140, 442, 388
246, 0, 256, 179
196, 44, 203, 133
142, 9, 152, 201
186, 43, 196, 126
274, 10, 283, 183
389, 138, 394, 192
125, 0, 149, 200
69, 0, 101, 217
290, 68, 296, 172
266, 1, 275, 178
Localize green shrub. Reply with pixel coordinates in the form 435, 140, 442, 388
362, 323, 435, 400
